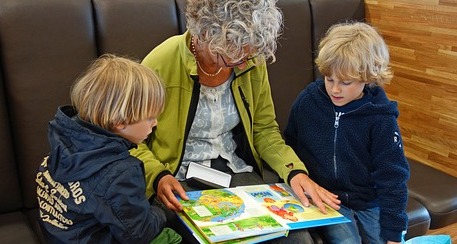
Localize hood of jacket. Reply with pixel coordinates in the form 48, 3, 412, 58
46, 106, 136, 182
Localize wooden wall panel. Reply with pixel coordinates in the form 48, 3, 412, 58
365, 0, 457, 177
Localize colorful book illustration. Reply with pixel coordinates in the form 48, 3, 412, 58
177, 183, 350, 243
177, 212, 288, 244
241, 183, 350, 230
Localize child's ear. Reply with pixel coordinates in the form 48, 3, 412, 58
113, 124, 126, 132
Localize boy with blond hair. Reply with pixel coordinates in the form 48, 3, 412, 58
284, 22, 410, 244
36, 54, 181, 243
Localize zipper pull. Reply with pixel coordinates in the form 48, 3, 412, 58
334, 112, 342, 128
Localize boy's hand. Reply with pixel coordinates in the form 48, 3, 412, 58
290, 173, 340, 214
156, 175, 188, 212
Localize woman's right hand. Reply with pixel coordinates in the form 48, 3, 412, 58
156, 175, 189, 212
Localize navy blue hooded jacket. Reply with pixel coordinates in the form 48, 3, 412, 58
284, 79, 410, 241
36, 106, 166, 243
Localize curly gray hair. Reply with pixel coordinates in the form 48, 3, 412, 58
186, 0, 283, 63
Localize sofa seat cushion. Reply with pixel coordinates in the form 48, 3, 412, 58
408, 159, 457, 229
405, 197, 430, 240
0, 211, 39, 243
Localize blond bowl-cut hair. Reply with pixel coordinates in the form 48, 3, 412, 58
315, 22, 392, 86
71, 54, 165, 131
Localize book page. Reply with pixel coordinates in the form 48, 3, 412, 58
240, 183, 350, 230
178, 188, 288, 243
177, 183, 350, 243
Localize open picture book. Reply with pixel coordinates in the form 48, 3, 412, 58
177, 183, 350, 243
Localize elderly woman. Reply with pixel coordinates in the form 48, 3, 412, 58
132, 0, 340, 242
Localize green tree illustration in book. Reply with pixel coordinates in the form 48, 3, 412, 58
178, 183, 350, 244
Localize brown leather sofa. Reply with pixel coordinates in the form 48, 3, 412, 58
0, 0, 443, 243
408, 159, 457, 230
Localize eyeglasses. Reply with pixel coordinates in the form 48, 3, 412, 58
218, 53, 257, 68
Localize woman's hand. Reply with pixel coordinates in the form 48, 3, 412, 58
290, 173, 341, 214
156, 175, 188, 212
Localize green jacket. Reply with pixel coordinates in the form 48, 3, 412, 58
131, 31, 307, 198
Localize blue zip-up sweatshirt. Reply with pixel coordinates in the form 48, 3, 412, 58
284, 79, 410, 242
36, 106, 166, 244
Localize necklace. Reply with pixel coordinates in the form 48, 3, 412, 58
191, 38, 222, 77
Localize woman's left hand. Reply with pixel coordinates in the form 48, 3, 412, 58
289, 173, 341, 214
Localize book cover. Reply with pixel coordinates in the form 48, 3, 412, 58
177, 183, 350, 243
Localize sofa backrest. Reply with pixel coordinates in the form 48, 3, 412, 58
0, 0, 97, 210
0, 0, 364, 213
0, 71, 21, 213
268, 0, 315, 130
93, 0, 183, 59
